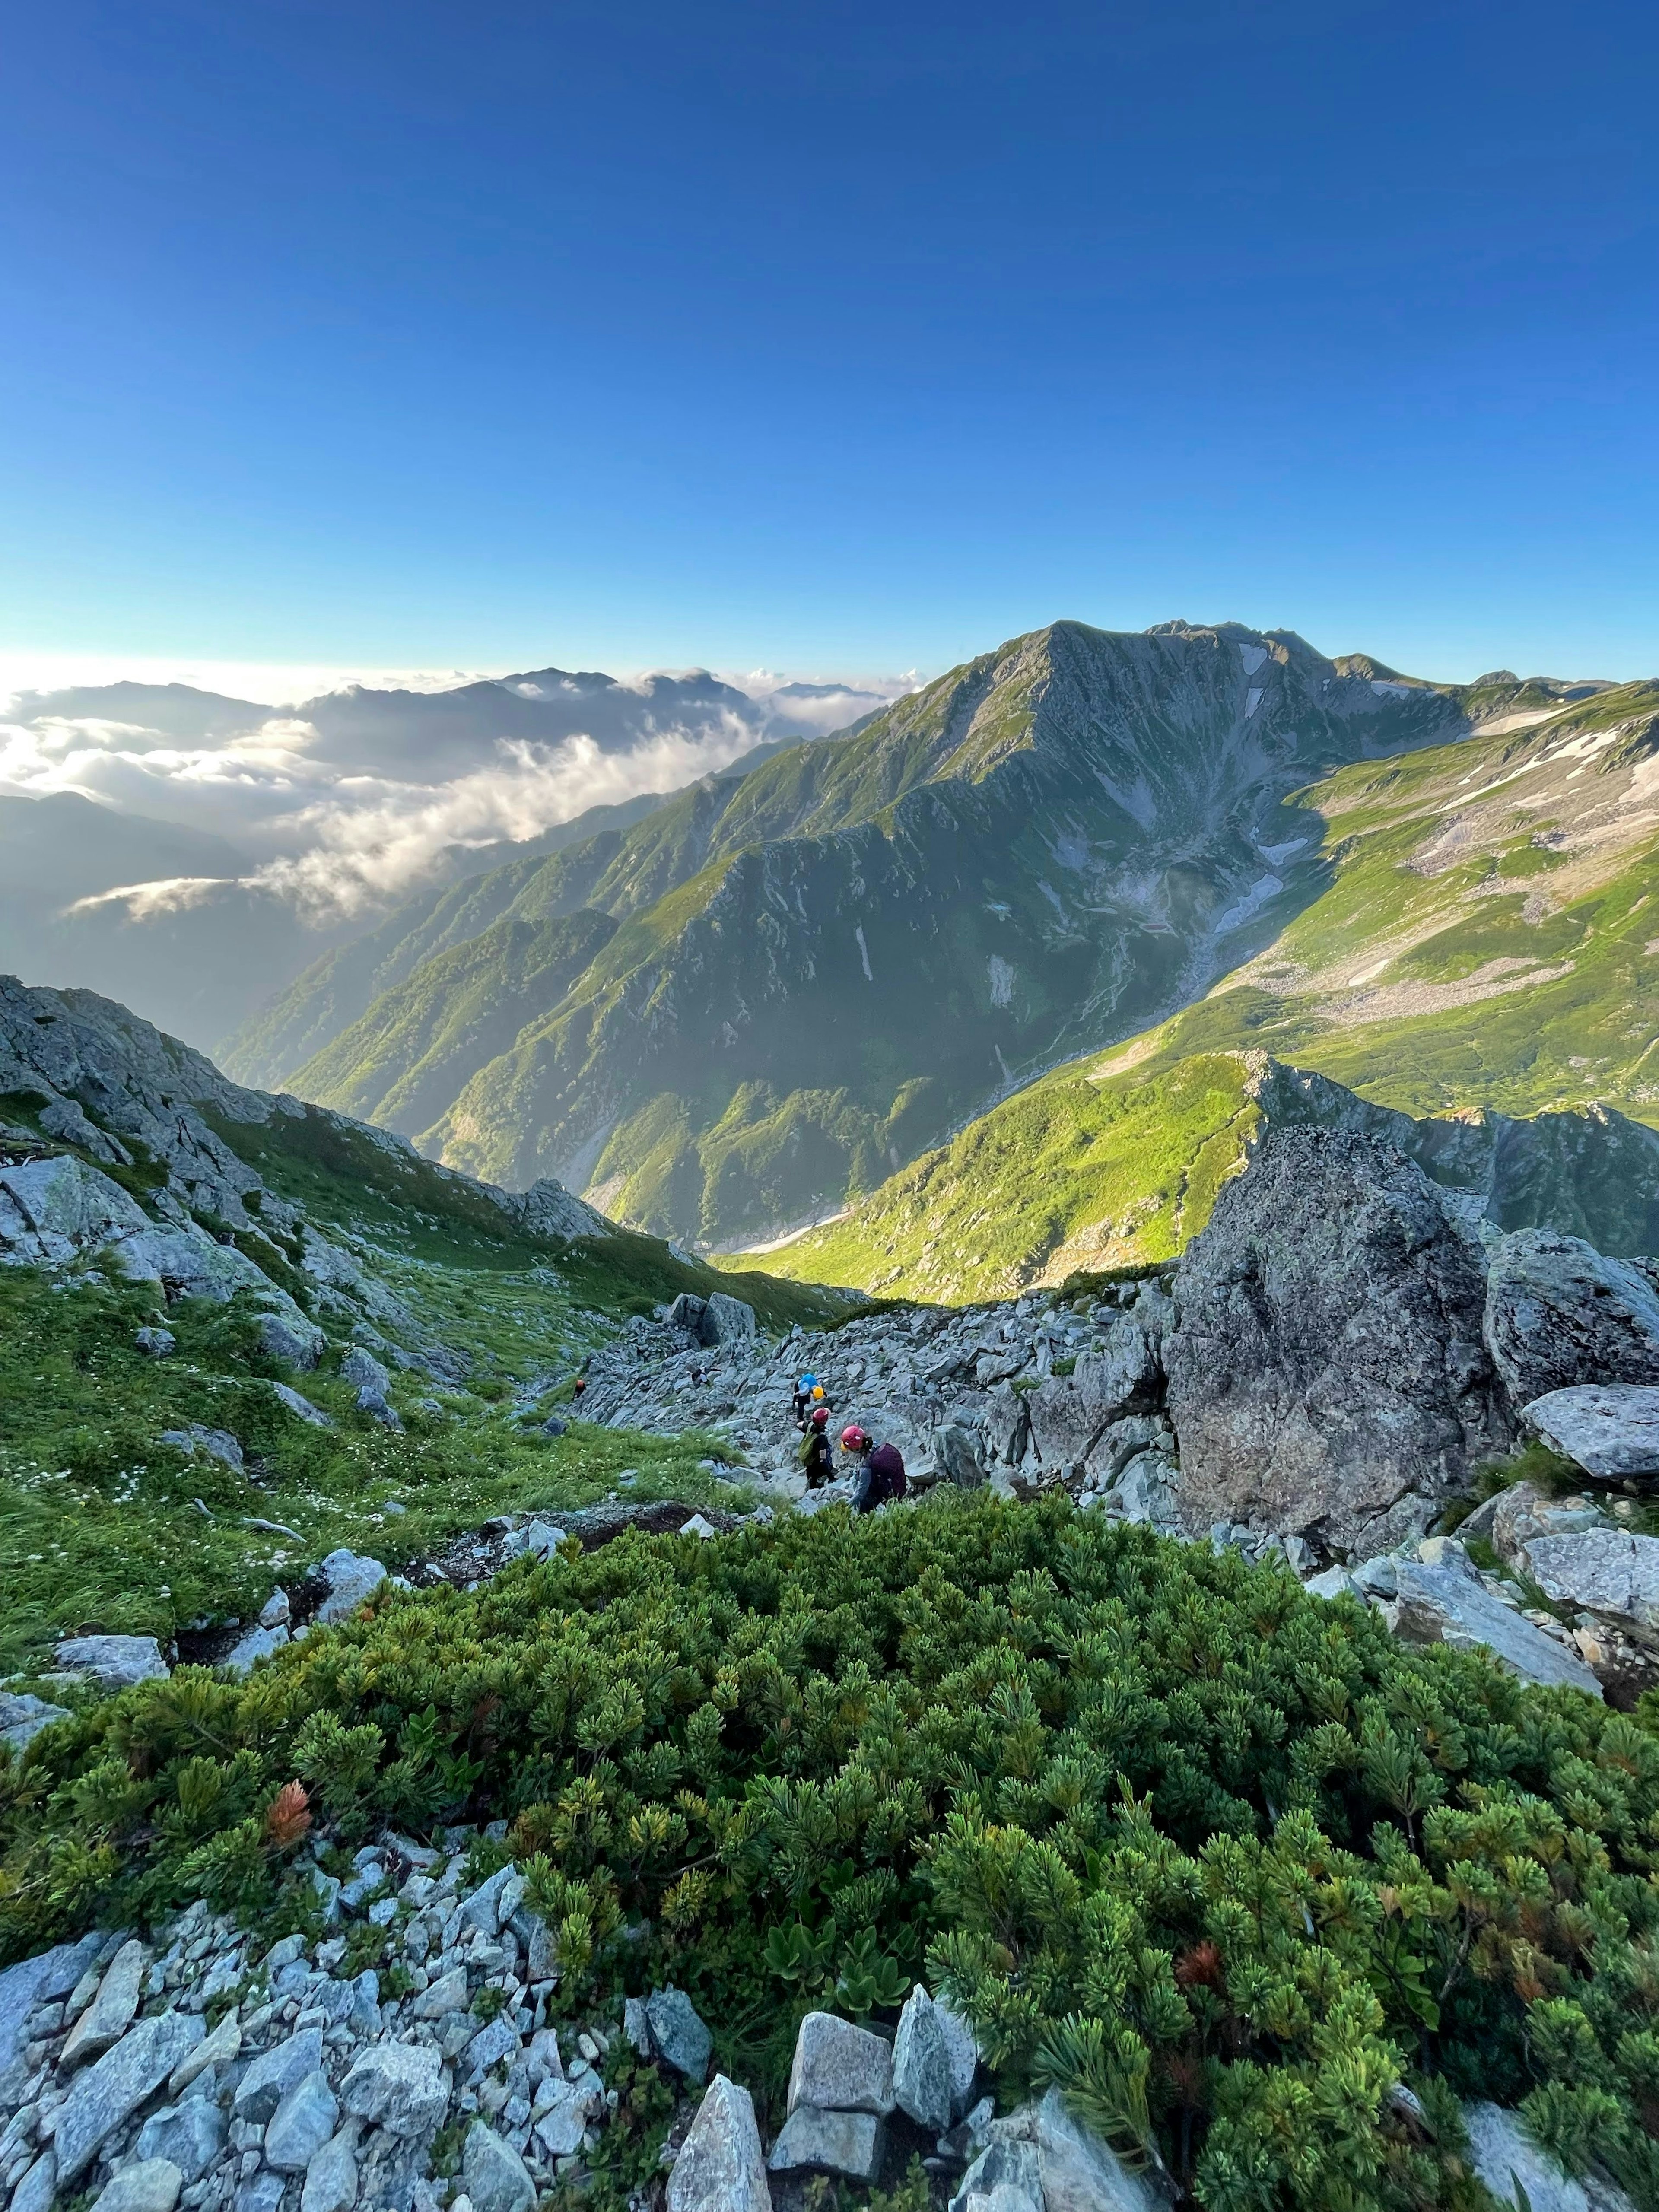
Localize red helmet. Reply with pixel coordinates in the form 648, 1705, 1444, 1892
811, 1406, 830, 1427
840, 1425, 868, 1452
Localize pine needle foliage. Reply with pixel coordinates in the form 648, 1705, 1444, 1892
4, 1491, 1659, 2207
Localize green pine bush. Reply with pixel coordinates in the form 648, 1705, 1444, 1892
4, 1491, 1658, 2208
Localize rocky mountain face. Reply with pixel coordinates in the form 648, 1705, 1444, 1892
585, 1121, 1659, 1705
246, 621, 1539, 1248
750, 1049, 1659, 1304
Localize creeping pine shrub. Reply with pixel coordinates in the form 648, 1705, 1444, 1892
4, 1493, 1659, 2208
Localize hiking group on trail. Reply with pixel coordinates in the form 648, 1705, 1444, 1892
793, 1373, 906, 1511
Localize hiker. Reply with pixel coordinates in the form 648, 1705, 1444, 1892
799, 1405, 835, 1487
792, 1373, 829, 1429
839, 1425, 907, 1513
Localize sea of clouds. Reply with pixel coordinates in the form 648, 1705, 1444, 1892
0, 661, 913, 925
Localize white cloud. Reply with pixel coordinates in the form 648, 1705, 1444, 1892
0, 660, 922, 931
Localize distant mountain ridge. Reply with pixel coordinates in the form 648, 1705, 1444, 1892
0, 662, 845, 1046
236, 617, 1608, 1248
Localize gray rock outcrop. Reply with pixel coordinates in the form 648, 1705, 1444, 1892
1390, 1543, 1602, 1697
1166, 1127, 1508, 1555
1485, 1230, 1659, 1405
1525, 1386, 1659, 1480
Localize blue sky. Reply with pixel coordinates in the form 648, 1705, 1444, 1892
4, 0, 1658, 684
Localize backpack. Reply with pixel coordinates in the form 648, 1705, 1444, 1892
868, 1440, 907, 1502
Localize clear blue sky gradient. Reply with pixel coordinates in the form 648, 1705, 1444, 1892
4, 0, 1658, 682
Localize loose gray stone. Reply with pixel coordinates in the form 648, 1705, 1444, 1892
339, 2041, 448, 2137
0, 1691, 71, 1756
300, 2127, 359, 2212
10, 2151, 56, 2212
255, 1313, 325, 1371
61, 1938, 148, 2070
339, 1348, 389, 1395
1304, 1566, 1359, 1602
645, 1986, 711, 2082
1391, 1550, 1603, 1696
455, 1865, 523, 1940
412, 1967, 467, 2020
53, 1634, 168, 1690
268, 1384, 333, 1430
234, 2029, 325, 2124
531, 2082, 597, 2157
1525, 1386, 1659, 1481
135, 1327, 176, 1357
461, 2120, 535, 2212
91, 2156, 185, 2212
265, 2069, 340, 2171
786, 2012, 895, 2117
137, 2097, 227, 2182
666, 2075, 769, 2212
465, 2016, 521, 2081
767, 2105, 884, 2181
892, 1986, 954, 2132
170, 2012, 240, 2097
948, 2138, 1044, 2212
1526, 1528, 1659, 1633
623, 1997, 652, 2057
1034, 2087, 1161, 2212
312, 1551, 390, 1627
55, 2011, 206, 2182
236, 2172, 285, 2212
1463, 2099, 1637, 2211
0, 1939, 96, 2075
159, 1426, 244, 1475
223, 1624, 290, 1675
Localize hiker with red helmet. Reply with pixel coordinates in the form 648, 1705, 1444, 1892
799, 1404, 835, 1488
839, 1424, 906, 1513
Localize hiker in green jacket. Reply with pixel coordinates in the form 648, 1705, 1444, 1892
799, 1405, 835, 1487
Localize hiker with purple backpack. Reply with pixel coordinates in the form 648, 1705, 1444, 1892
839, 1424, 907, 1513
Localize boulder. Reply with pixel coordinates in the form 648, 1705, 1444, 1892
339, 2040, 449, 2137
169, 2010, 239, 2097
0, 1154, 148, 1261
892, 1985, 954, 2131
1463, 2100, 1638, 2211
60, 1936, 146, 2068
948, 2137, 1044, 2212
645, 1985, 712, 2082
10, 2153, 56, 2212
269, 1382, 333, 1429
1484, 1230, 1659, 1405
91, 2158, 184, 2212
666, 2075, 769, 2212
935, 1423, 989, 1489
1034, 2087, 1163, 2212
301, 2129, 359, 2212
255, 1311, 325, 1370
1524, 1386, 1659, 1481
767, 2105, 884, 2182
313, 1551, 391, 1626
0, 1939, 99, 2076
138, 2096, 227, 2181
1524, 1529, 1659, 1637
699, 1293, 757, 1348
340, 1347, 390, 1395
787, 2012, 895, 2117
461, 2120, 535, 2212
1027, 1325, 1162, 1471
1166, 1128, 1508, 1555
223, 1624, 290, 1675
0, 1690, 70, 1754
159, 1425, 244, 1474
135, 1327, 176, 1357
266, 2068, 341, 2170
54, 1634, 168, 1689
236, 2030, 326, 2123
54, 2011, 205, 2182
1390, 1547, 1603, 1696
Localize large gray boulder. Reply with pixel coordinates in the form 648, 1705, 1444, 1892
665, 2076, 769, 2212
1525, 1529, 1659, 1637
1391, 1546, 1602, 1696
1166, 1128, 1508, 1555
461, 2119, 535, 2212
892, 1985, 954, 2131
60, 1937, 146, 2068
54, 1635, 169, 1690
1484, 1230, 1659, 1407
0, 1153, 149, 1264
1525, 1386, 1659, 1481
786, 2012, 896, 2117
1026, 1324, 1163, 1475
767, 2105, 884, 2181
1033, 2087, 1163, 2212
